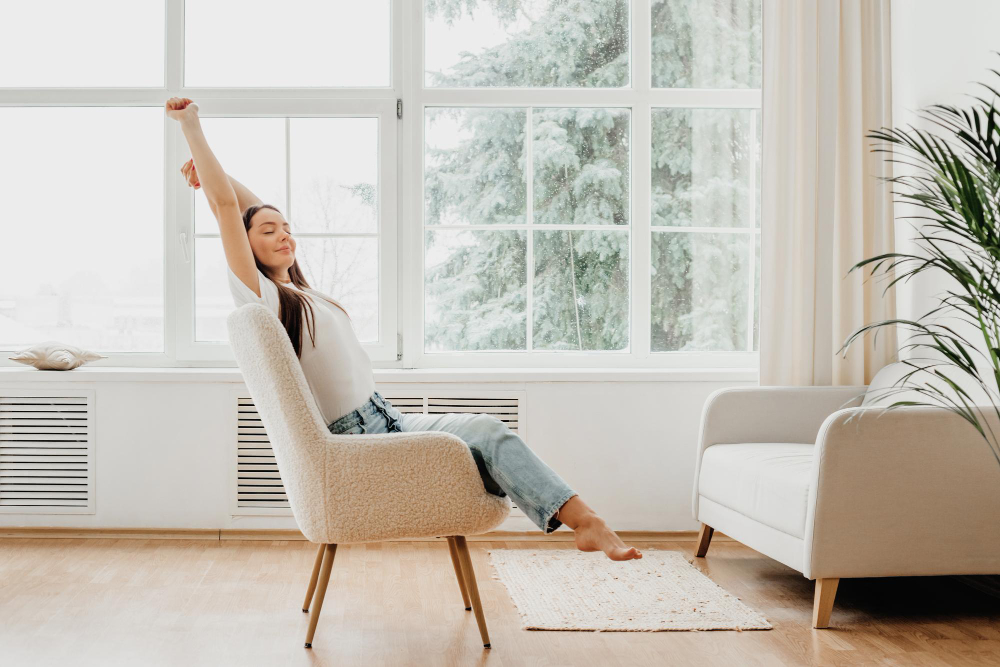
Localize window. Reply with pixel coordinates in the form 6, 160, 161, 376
0, 107, 164, 352
190, 112, 390, 348
1, 0, 397, 366
423, 106, 630, 353
1, 0, 760, 369
413, 0, 761, 367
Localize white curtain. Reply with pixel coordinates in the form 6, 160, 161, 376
760, 0, 897, 386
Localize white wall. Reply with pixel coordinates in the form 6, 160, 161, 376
0, 372, 756, 532
891, 1, 1000, 324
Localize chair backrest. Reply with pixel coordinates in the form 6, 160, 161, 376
227, 303, 332, 538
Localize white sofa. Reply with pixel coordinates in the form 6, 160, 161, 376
691, 363, 1000, 628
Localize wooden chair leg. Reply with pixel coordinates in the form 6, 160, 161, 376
812, 578, 840, 629
453, 536, 491, 649
446, 536, 472, 610
695, 523, 714, 557
302, 542, 327, 612
304, 544, 337, 649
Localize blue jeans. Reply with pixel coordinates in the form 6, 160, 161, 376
326, 390, 577, 534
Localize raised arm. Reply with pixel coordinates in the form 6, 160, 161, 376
227, 174, 263, 212
167, 97, 259, 297
166, 97, 238, 208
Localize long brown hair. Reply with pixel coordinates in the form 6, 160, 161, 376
241, 203, 331, 358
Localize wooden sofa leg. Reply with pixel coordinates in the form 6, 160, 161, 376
446, 536, 472, 610
695, 523, 714, 557
812, 578, 839, 629
304, 544, 337, 648
453, 536, 492, 649
302, 542, 327, 612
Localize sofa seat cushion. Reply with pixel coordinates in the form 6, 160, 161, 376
698, 443, 814, 539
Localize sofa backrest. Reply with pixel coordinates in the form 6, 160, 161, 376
862, 361, 995, 408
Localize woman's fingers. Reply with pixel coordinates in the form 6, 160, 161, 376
179, 159, 200, 188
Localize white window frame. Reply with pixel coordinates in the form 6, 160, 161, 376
0, 0, 403, 368
1, 0, 760, 371
402, 0, 762, 369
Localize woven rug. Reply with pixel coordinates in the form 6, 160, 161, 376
487, 549, 771, 632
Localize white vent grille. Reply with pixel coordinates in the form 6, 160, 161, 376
0, 389, 95, 514
426, 397, 520, 433
233, 389, 526, 519
236, 397, 288, 509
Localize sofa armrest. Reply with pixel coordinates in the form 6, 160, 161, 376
692, 386, 866, 518
804, 406, 1000, 579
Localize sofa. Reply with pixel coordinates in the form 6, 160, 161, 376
691, 362, 1000, 627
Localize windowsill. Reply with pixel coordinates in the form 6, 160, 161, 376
0, 366, 758, 384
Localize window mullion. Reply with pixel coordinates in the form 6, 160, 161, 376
285, 117, 292, 216
526, 107, 534, 353
633, 0, 652, 362
169, 118, 197, 361
633, 104, 651, 362
165, 0, 183, 91
746, 109, 759, 352
166, 0, 183, 364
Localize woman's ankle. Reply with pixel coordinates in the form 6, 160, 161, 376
555, 495, 601, 530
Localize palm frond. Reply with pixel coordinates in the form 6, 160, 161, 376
845, 64, 1000, 474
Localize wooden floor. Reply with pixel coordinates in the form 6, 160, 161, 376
1, 537, 998, 667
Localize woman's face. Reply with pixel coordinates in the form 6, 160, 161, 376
248, 208, 296, 273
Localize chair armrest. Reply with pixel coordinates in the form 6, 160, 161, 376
804, 406, 1000, 579
294, 431, 510, 544
692, 386, 866, 518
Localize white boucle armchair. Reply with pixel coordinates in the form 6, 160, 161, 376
227, 303, 510, 649
692, 363, 1000, 629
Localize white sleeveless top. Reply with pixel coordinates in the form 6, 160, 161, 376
227, 265, 375, 425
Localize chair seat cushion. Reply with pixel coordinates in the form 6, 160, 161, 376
698, 443, 814, 539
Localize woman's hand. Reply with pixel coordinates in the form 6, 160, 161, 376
180, 158, 201, 189
165, 97, 199, 123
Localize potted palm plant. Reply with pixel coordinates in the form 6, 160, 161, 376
842, 67, 1000, 476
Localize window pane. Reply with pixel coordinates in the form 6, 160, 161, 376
197, 237, 378, 343
290, 118, 378, 234
533, 108, 629, 226
0, 108, 163, 352
424, 229, 527, 351
295, 237, 379, 343
185, 0, 390, 87
533, 230, 628, 350
0, 1, 163, 87
425, 108, 527, 226
194, 237, 232, 343
651, 231, 749, 351
651, 108, 758, 229
194, 119, 286, 236
425, 0, 629, 87
651, 0, 761, 89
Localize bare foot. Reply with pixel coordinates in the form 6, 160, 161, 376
572, 517, 642, 561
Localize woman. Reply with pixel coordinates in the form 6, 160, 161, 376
166, 97, 641, 561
